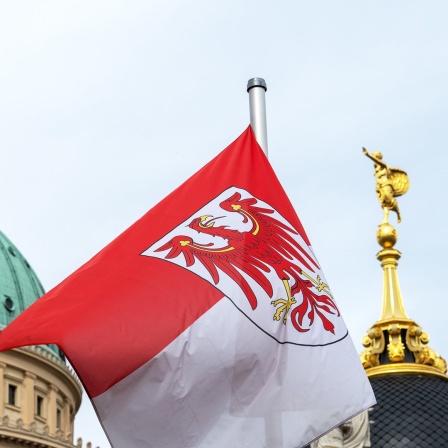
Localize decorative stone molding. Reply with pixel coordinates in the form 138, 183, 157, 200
19, 346, 82, 391
311, 410, 371, 447
49, 384, 59, 393
16, 418, 23, 429
0, 415, 85, 447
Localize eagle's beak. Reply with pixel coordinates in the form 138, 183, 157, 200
199, 215, 224, 228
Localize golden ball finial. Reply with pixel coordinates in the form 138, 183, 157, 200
376, 223, 397, 248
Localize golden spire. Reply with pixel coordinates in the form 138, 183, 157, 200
360, 149, 447, 379
376, 224, 409, 323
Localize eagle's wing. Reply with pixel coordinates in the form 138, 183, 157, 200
155, 236, 273, 310
244, 202, 320, 272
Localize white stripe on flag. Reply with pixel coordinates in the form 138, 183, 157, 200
93, 298, 374, 448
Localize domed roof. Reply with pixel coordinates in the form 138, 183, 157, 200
369, 374, 448, 446
0, 231, 64, 360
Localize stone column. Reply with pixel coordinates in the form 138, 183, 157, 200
63, 397, 71, 440
0, 362, 6, 415
23, 371, 36, 427
47, 384, 58, 436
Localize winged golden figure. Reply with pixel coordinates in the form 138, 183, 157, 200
363, 148, 410, 223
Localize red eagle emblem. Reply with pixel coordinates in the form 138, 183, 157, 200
144, 188, 341, 339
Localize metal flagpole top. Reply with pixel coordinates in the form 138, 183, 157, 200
247, 77, 268, 156
247, 77, 267, 92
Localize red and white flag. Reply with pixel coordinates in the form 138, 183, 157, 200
0, 127, 375, 448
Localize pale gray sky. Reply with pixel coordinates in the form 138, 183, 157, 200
1, 2, 447, 447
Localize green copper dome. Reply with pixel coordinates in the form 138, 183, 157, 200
0, 231, 64, 360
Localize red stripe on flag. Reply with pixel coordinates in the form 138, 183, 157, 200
0, 126, 311, 398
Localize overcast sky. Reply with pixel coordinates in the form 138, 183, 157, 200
1, 1, 447, 447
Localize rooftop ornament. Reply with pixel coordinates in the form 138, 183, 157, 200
360, 148, 446, 378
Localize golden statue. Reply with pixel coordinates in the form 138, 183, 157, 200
363, 148, 410, 223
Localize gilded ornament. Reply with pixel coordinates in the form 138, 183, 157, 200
387, 324, 405, 362
363, 148, 409, 224
416, 346, 436, 366
405, 325, 447, 373
415, 345, 447, 374
406, 325, 427, 352
434, 355, 447, 374
360, 327, 385, 369
360, 349, 380, 369
360, 149, 447, 381
376, 223, 397, 249
387, 340, 405, 362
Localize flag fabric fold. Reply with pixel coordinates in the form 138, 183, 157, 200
0, 126, 375, 448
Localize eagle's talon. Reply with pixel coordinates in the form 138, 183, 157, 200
271, 295, 297, 324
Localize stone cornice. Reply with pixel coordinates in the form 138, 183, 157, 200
0, 416, 75, 448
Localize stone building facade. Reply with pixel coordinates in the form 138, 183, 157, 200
0, 231, 95, 448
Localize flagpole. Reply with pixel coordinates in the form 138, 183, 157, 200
247, 77, 282, 448
247, 77, 268, 156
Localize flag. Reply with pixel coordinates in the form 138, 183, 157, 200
0, 127, 375, 448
